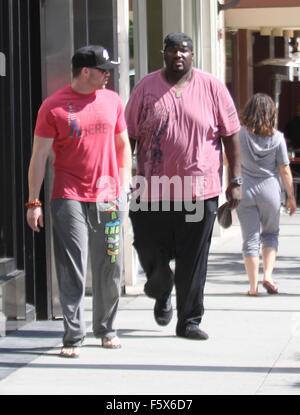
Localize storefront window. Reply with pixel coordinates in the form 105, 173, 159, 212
0, 3, 12, 259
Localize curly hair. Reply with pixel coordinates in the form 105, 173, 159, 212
240, 93, 276, 137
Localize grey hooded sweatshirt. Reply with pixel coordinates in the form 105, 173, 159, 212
239, 126, 290, 179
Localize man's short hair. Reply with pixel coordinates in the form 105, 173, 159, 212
163, 32, 193, 51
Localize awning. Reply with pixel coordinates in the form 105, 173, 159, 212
255, 58, 300, 67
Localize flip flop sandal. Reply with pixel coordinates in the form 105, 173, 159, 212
101, 336, 122, 349
247, 289, 258, 297
59, 346, 80, 358
262, 281, 278, 294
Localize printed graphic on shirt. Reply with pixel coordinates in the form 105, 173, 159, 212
67, 103, 110, 140
68, 103, 82, 139
137, 94, 170, 176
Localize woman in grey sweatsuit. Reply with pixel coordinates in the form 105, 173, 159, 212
237, 93, 296, 296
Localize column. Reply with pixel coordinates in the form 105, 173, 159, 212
132, 0, 148, 83
117, 0, 130, 104
192, 0, 219, 76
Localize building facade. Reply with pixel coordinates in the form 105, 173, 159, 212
0, 0, 123, 333
224, 0, 300, 117
3, 0, 297, 334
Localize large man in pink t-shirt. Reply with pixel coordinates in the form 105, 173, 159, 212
26, 45, 132, 356
126, 32, 241, 340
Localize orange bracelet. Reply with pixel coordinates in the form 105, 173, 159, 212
25, 199, 42, 209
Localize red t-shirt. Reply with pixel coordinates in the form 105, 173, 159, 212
35, 85, 127, 202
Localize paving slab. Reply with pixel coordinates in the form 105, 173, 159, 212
0, 212, 300, 396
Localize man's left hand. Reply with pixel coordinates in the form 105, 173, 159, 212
225, 183, 242, 209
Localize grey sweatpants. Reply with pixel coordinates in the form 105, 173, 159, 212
51, 199, 123, 347
236, 176, 281, 257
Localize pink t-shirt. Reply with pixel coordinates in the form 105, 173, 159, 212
125, 69, 240, 200
35, 85, 127, 202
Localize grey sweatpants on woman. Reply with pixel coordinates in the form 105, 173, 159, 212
236, 176, 281, 257
51, 199, 123, 347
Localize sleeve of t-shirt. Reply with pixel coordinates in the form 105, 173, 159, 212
216, 81, 240, 137
125, 82, 144, 140
276, 134, 290, 166
115, 97, 127, 135
34, 100, 58, 138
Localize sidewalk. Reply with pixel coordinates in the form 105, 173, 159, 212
0, 212, 300, 396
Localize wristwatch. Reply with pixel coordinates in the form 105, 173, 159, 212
231, 177, 243, 186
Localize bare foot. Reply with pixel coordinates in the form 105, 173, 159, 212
59, 346, 80, 358
101, 336, 122, 349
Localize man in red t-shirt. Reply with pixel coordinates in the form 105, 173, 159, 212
26, 45, 132, 357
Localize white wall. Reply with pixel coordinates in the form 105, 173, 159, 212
132, 0, 148, 83
162, 0, 220, 77
162, 0, 193, 38
117, 0, 130, 104
225, 7, 300, 30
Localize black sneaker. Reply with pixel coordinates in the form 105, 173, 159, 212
176, 325, 208, 340
154, 296, 173, 326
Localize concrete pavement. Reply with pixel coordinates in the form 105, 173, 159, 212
0, 211, 300, 396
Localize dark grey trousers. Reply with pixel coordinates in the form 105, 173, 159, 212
129, 197, 218, 335
51, 199, 123, 347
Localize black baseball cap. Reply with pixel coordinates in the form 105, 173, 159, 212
164, 32, 193, 51
72, 45, 119, 71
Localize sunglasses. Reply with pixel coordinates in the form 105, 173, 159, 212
94, 68, 110, 73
